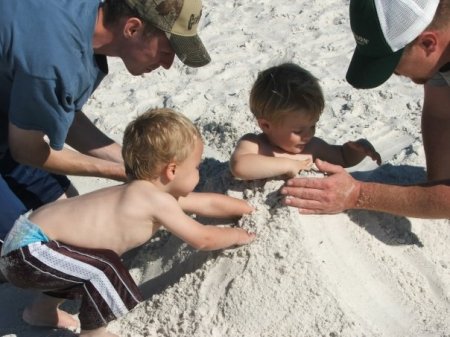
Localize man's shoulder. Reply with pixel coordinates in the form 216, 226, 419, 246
440, 63, 450, 73
2, 0, 100, 77
428, 63, 450, 87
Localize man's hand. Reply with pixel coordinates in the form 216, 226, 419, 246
281, 159, 361, 214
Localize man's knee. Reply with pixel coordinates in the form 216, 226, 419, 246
0, 239, 7, 283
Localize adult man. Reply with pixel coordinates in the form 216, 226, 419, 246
282, 0, 450, 218
0, 0, 210, 238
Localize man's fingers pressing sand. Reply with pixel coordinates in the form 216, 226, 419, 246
281, 159, 360, 214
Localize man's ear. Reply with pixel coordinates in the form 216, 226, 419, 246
417, 31, 438, 55
123, 17, 144, 38
257, 118, 272, 133
163, 162, 177, 182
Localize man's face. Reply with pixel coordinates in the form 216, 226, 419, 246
395, 52, 431, 85
121, 28, 176, 76
394, 36, 441, 85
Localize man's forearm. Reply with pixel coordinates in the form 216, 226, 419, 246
85, 141, 124, 164
67, 111, 123, 163
44, 146, 126, 181
9, 124, 126, 181
422, 84, 450, 181
356, 181, 450, 219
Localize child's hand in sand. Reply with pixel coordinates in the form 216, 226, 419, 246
345, 139, 382, 165
286, 158, 313, 177
235, 228, 256, 245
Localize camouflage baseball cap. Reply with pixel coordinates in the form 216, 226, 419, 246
124, 0, 211, 67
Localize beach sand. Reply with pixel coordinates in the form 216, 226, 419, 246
1, 0, 450, 336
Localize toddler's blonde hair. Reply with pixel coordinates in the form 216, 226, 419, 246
122, 108, 202, 180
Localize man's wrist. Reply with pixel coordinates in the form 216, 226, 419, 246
354, 180, 369, 210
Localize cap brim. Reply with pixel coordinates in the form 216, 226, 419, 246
169, 34, 211, 68
346, 46, 404, 89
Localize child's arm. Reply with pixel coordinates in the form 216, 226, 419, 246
312, 138, 381, 168
155, 193, 255, 250
342, 139, 382, 167
178, 192, 254, 218
230, 134, 312, 180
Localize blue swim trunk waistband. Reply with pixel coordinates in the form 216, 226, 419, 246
1, 215, 50, 256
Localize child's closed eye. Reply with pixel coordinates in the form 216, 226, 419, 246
293, 125, 316, 135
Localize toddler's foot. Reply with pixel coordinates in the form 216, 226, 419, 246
22, 306, 79, 331
80, 327, 119, 337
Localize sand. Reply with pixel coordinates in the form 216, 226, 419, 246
1, 0, 450, 336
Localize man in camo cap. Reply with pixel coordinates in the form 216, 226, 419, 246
0, 0, 210, 290
124, 0, 210, 67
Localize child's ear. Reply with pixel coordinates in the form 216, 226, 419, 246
257, 119, 272, 133
163, 162, 177, 182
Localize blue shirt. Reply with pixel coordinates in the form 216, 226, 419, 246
0, 0, 108, 154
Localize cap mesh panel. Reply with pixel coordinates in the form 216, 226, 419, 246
376, 0, 435, 51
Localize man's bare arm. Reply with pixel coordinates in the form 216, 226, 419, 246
282, 159, 450, 219
356, 179, 450, 218
422, 84, 450, 181
66, 111, 123, 164
8, 123, 126, 181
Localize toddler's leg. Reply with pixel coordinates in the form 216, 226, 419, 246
62, 244, 142, 332
22, 293, 79, 331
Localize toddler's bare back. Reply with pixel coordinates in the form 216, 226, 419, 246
29, 181, 161, 256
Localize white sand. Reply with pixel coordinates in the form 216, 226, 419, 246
1, 0, 450, 336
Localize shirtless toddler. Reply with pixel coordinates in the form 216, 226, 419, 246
230, 63, 381, 180
0, 108, 255, 337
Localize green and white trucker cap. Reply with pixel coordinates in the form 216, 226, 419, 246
124, 0, 211, 67
346, 0, 439, 89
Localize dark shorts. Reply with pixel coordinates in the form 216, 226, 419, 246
0, 239, 5, 283
0, 151, 70, 239
0, 241, 142, 330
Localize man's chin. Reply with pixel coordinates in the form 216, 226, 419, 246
126, 67, 151, 76
411, 77, 429, 85
127, 70, 142, 76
